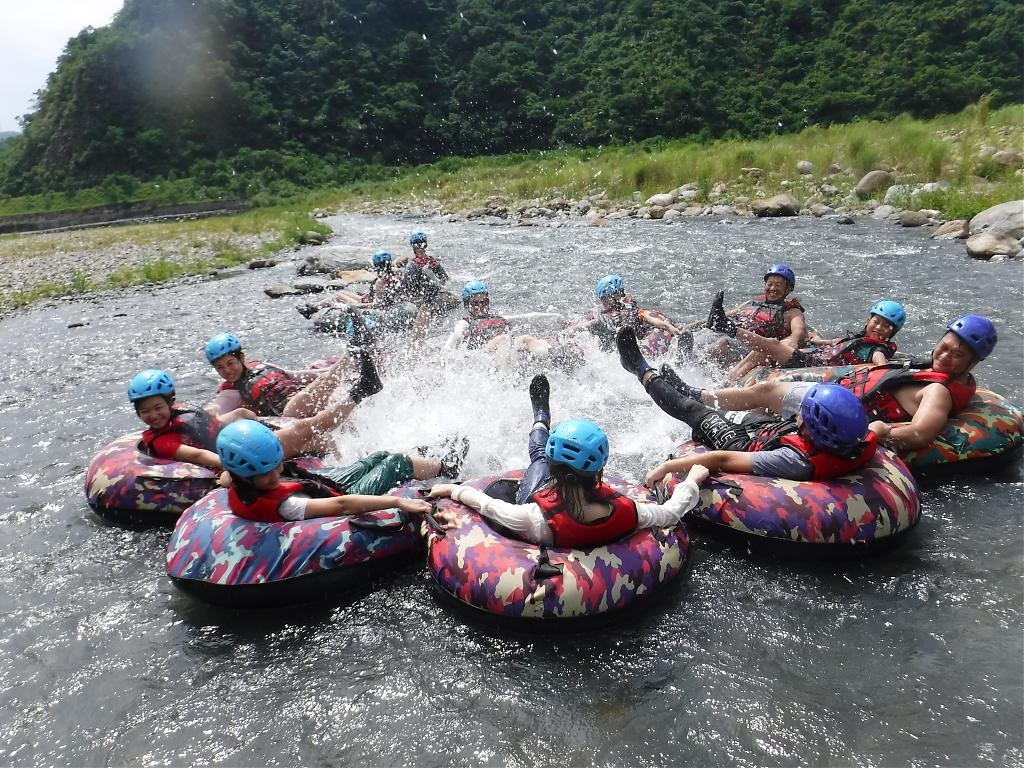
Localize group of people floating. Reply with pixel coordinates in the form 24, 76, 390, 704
122, 229, 1001, 550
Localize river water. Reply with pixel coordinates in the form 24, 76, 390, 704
0, 213, 1021, 767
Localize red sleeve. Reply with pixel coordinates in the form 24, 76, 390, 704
149, 432, 185, 460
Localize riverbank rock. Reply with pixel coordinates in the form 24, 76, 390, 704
809, 203, 835, 217
264, 284, 303, 298
796, 160, 813, 174
883, 184, 915, 206
298, 248, 375, 276
855, 170, 894, 199
899, 210, 930, 227
965, 232, 1022, 259
304, 231, 327, 245
872, 205, 896, 220
645, 192, 676, 207
751, 193, 800, 217
931, 220, 969, 239
968, 200, 1024, 240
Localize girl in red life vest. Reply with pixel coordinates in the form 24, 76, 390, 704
216, 421, 434, 523
128, 368, 257, 471
428, 375, 709, 548
708, 300, 905, 378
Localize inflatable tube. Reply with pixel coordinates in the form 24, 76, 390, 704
424, 470, 691, 628
639, 310, 676, 357
166, 483, 425, 608
662, 441, 921, 558
740, 365, 1024, 478
84, 426, 319, 526
84, 433, 218, 526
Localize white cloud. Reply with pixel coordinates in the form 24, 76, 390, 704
0, 0, 124, 131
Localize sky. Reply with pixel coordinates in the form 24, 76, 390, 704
0, 0, 124, 132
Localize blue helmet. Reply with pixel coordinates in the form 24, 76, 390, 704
216, 421, 284, 478
947, 314, 997, 360
869, 300, 906, 334
204, 333, 242, 364
800, 383, 868, 455
128, 369, 175, 402
409, 231, 428, 246
461, 280, 489, 303
545, 418, 610, 475
764, 264, 796, 289
594, 274, 625, 299
371, 250, 392, 267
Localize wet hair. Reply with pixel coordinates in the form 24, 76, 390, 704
227, 472, 262, 504
543, 460, 603, 521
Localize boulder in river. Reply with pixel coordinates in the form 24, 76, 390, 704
931, 220, 969, 240
899, 210, 929, 227
968, 200, 1024, 241
264, 284, 303, 298
965, 232, 1022, 260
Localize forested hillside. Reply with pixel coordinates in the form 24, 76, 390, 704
1, 0, 1020, 196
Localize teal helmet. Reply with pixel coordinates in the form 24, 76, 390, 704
128, 369, 175, 402
216, 421, 284, 478
869, 300, 906, 334
545, 419, 609, 475
595, 274, 625, 299
461, 280, 489, 303
205, 333, 242, 364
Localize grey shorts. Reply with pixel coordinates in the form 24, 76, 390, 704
779, 381, 814, 419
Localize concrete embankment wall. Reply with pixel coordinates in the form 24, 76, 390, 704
0, 201, 250, 235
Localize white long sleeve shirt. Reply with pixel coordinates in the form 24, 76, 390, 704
448, 478, 701, 546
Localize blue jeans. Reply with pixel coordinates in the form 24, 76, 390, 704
515, 425, 551, 504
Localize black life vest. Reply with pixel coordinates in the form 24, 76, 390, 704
531, 483, 639, 547
233, 361, 303, 417
735, 295, 804, 339
803, 335, 896, 366
140, 406, 220, 455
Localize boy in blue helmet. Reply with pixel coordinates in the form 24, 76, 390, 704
400, 231, 459, 339
709, 300, 905, 377
616, 329, 883, 482
205, 331, 381, 419
564, 274, 686, 354
444, 280, 563, 363
631, 314, 997, 453
216, 420, 464, 523
428, 374, 708, 548
703, 264, 808, 377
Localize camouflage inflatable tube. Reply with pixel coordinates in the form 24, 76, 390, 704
741, 365, 1024, 478
662, 440, 921, 558
424, 471, 691, 627
166, 483, 425, 608
84, 433, 218, 527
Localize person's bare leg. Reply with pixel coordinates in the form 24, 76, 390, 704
410, 455, 442, 478
282, 357, 356, 418
728, 349, 771, 380
276, 398, 356, 456
701, 379, 793, 413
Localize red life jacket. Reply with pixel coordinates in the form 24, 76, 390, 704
227, 477, 341, 522
836, 365, 977, 422
461, 314, 511, 348
735, 295, 804, 339
746, 418, 878, 480
220, 361, 303, 417
140, 406, 220, 455
531, 483, 639, 548
804, 335, 897, 366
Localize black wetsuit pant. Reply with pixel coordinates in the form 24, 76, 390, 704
515, 425, 551, 504
647, 377, 775, 451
